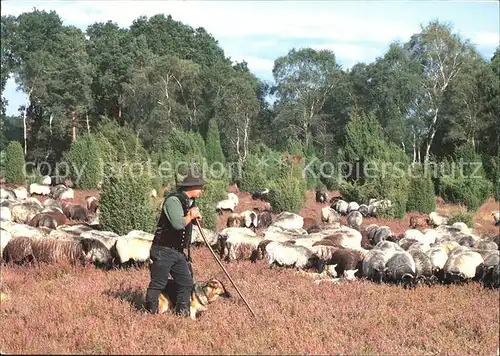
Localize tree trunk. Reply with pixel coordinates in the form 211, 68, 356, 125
22, 88, 34, 157
424, 109, 439, 163
72, 110, 77, 142
86, 113, 90, 134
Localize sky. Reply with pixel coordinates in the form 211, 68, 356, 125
1, 0, 499, 116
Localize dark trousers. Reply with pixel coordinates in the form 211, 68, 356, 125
145, 244, 193, 316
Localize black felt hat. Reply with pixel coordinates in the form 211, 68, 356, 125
177, 170, 207, 187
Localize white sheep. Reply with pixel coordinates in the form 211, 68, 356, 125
29, 183, 51, 196
215, 192, 239, 213
41, 175, 52, 185
0, 188, 16, 200
13, 187, 29, 200
321, 207, 340, 224
335, 200, 348, 215
264, 241, 317, 269
269, 212, 304, 230
426, 246, 449, 272
113, 236, 152, 266
219, 231, 263, 262
443, 250, 483, 283
428, 212, 448, 227
347, 202, 360, 213
385, 250, 417, 286
346, 211, 363, 230
0, 206, 12, 222
240, 210, 259, 230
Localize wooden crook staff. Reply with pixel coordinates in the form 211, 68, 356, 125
194, 218, 257, 318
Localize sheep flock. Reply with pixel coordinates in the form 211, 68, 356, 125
1, 180, 499, 293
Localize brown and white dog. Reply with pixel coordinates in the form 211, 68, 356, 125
157, 278, 232, 319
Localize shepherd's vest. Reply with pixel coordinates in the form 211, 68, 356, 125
153, 191, 193, 251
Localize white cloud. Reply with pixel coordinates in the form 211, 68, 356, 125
309, 43, 385, 69
229, 56, 275, 74
470, 31, 499, 47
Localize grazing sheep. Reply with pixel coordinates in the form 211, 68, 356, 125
0, 206, 12, 222
112, 236, 152, 267
346, 211, 363, 230
385, 251, 417, 287
251, 188, 270, 201
315, 190, 328, 203
41, 175, 51, 185
477, 262, 500, 289
428, 212, 448, 227
364, 224, 379, 241
492, 211, 500, 226
10, 204, 41, 224
318, 248, 363, 280
216, 196, 238, 213
54, 187, 74, 200
80, 230, 120, 250
333, 200, 348, 215
240, 210, 259, 231
27, 211, 68, 229
270, 212, 304, 230
347, 202, 360, 213
29, 183, 51, 196
409, 216, 427, 230
322, 228, 363, 250
408, 249, 436, 285
362, 249, 391, 283
426, 247, 449, 275
62, 202, 89, 222
321, 207, 340, 224
373, 226, 393, 245
257, 211, 273, 228
218, 231, 263, 262
13, 186, 29, 200
86, 196, 99, 214
43, 198, 62, 210
0, 228, 13, 262
475, 239, 498, 251
0, 188, 16, 200
262, 240, 318, 270
226, 213, 242, 228
2, 236, 34, 264
443, 250, 484, 284
358, 204, 369, 217
302, 217, 320, 231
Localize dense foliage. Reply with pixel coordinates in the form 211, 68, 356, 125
1, 10, 498, 212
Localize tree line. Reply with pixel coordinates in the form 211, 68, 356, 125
1, 9, 498, 226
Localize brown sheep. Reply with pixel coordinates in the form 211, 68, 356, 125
409, 216, 427, 230
257, 211, 273, 228
302, 217, 319, 231
27, 211, 70, 229
2, 236, 34, 264
319, 248, 364, 280
61, 202, 89, 222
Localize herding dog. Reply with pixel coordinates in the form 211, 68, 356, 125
157, 278, 232, 319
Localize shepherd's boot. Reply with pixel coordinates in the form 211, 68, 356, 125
175, 302, 191, 318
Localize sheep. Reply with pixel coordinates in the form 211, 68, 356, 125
29, 183, 51, 196
364, 224, 379, 242
27, 211, 69, 229
318, 248, 364, 280
61, 202, 89, 222
346, 211, 363, 230
321, 207, 340, 224
475, 239, 498, 251
0, 206, 12, 222
43, 198, 62, 210
85, 196, 99, 214
428, 212, 448, 227
112, 236, 152, 267
240, 210, 259, 231
426, 247, 449, 276
0, 188, 16, 200
216, 197, 237, 213
492, 211, 500, 226
218, 231, 263, 262
226, 213, 242, 228
409, 216, 427, 230
385, 250, 417, 287
483, 253, 500, 268
362, 249, 391, 283
257, 211, 273, 228
270, 212, 304, 230
10, 203, 41, 224
251, 188, 270, 201
0, 229, 13, 263
477, 262, 500, 289
322, 228, 363, 250
443, 250, 484, 284
333, 200, 348, 215
23, 197, 43, 210
262, 240, 318, 270
191, 226, 218, 247
80, 230, 120, 250
30, 237, 112, 267
2, 236, 34, 264
53, 187, 74, 200
358, 204, 369, 217
302, 217, 320, 231
347, 202, 360, 213
408, 249, 436, 285
13, 186, 29, 200
373, 226, 393, 245
315, 190, 328, 203
41, 175, 51, 185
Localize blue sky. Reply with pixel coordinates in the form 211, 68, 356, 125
1, 0, 499, 116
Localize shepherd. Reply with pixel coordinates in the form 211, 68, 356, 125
144, 170, 206, 317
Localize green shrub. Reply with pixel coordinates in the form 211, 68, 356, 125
267, 156, 307, 214
447, 211, 474, 228
482, 154, 500, 202
4, 141, 25, 184
99, 163, 156, 235
238, 153, 269, 193
64, 135, 102, 189
204, 119, 225, 166
406, 165, 436, 213
196, 179, 228, 231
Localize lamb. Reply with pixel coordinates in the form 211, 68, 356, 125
385, 250, 417, 287
263, 240, 318, 270
318, 248, 364, 280
346, 211, 363, 230
29, 183, 51, 196
315, 190, 328, 203
112, 236, 152, 267
443, 250, 484, 284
